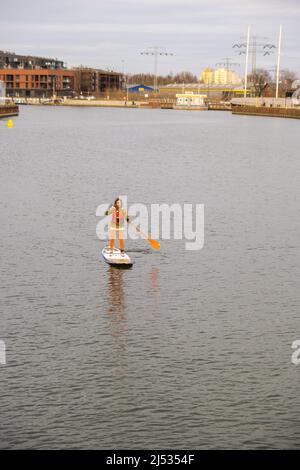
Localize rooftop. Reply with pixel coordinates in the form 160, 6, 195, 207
161, 83, 244, 90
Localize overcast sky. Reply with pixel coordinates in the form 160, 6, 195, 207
0, 0, 299, 77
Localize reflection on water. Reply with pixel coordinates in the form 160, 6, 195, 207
106, 267, 127, 353
107, 267, 126, 315
149, 267, 160, 292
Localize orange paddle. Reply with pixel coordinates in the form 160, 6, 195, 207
129, 221, 160, 250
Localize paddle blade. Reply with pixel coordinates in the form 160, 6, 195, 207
149, 239, 160, 250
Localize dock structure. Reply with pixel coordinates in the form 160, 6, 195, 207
208, 102, 232, 111
0, 104, 19, 118
231, 97, 300, 119
232, 105, 300, 119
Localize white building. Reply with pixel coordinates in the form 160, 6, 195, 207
0, 80, 5, 102
214, 68, 241, 85
201, 68, 242, 85
176, 92, 207, 108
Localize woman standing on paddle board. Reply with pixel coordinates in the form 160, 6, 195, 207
105, 198, 130, 254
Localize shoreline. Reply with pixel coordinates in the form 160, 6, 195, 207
4, 100, 300, 120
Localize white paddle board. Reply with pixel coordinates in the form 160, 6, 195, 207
101, 246, 133, 268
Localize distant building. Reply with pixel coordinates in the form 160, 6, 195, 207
160, 83, 245, 100
0, 52, 123, 98
201, 67, 242, 85
261, 83, 275, 98
0, 69, 75, 98
214, 68, 241, 85
0, 50, 65, 70
73, 68, 123, 96
175, 92, 207, 108
0, 80, 5, 102
201, 68, 214, 85
127, 84, 154, 93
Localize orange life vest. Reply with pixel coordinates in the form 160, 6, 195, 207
113, 208, 125, 226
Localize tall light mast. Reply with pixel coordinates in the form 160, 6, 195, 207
140, 47, 174, 92
276, 25, 282, 99
244, 26, 251, 98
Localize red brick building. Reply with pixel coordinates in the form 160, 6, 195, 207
0, 68, 123, 98
0, 69, 74, 98
0, 51, 123, 98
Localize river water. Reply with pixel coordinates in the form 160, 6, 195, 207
0, 106, 300, 449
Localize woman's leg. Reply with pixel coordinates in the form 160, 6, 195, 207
110, 228, 116, 252
119, 230, 124, 253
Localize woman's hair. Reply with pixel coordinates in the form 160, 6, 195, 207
114, 198, 122, 208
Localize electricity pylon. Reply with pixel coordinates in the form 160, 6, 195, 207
140, 46, 174, 91
233, 35, 276, 75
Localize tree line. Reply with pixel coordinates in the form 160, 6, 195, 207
127, 71, 198, 85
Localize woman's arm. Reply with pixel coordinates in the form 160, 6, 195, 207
122, 208, 131, 223
104, 206, 114, 216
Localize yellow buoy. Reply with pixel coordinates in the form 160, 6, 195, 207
7, 119, 14, 128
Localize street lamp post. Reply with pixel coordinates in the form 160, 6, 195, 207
52, 76, 56, 100
121, 59, 129, 103
126, 74, 129, 102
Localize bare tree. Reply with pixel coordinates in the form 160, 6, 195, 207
73, 66, 95, 94
249, 69, 272, 96
280, 69, 299, 94
173, 71, 198, 83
